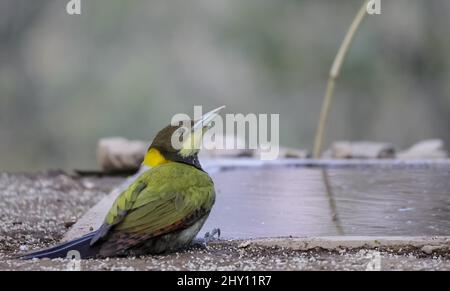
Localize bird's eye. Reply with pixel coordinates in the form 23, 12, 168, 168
178, 128, 187, 139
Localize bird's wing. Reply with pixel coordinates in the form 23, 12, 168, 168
89, 181, 147, 245
90, 164, 215, 248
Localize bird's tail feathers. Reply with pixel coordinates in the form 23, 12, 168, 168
19, 232, 100, 260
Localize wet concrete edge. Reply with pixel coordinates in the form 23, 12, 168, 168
244, 236, 450, 253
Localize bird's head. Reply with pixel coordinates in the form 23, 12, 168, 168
143, 106, 225, 170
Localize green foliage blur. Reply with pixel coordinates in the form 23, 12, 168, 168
1, 0, 450, 170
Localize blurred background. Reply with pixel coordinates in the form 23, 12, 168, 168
0, 0, 449, 171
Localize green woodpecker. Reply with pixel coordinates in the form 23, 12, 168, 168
21, 106, 224, 259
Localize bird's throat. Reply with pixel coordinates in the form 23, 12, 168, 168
143, 148, 171, 167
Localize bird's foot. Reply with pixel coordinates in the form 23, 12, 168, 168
191, 228, 221, 249
204, 228, 221, 245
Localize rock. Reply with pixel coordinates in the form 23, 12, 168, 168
247, 146, 310, 160
97, 135, 309, 163
238, 241, 251, 249
397, 139, 448, 160
97, 137, 148, 172
278, 147, 310, 159
200, 135, 254, 159
64, 219, 77, 229
328, 141, 396, 159
320, 149, 333, 159
19, 245, 29, 252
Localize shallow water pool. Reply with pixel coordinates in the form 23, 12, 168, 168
203, 164, 450, 238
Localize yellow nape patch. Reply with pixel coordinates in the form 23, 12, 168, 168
143, 148, 171, 167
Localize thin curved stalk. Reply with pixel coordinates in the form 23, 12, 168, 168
313, 0, 369, 158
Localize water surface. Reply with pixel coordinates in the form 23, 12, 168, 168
202, 166, 450, 238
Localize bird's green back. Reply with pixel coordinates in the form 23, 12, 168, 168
104, 162, 215, 236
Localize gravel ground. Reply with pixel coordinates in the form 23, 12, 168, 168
1, 171, 450, 271
0, 171, 121, 257
2, 241, 450, 271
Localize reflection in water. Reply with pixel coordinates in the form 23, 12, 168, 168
202, 166, 450, 239
321, 169, 344, 235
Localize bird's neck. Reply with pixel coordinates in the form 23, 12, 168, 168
143, 148, 171, 167
143, 148, 204, 171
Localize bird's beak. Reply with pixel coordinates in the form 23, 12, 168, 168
192, 105, 226, 133
179, 106, 225, 157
